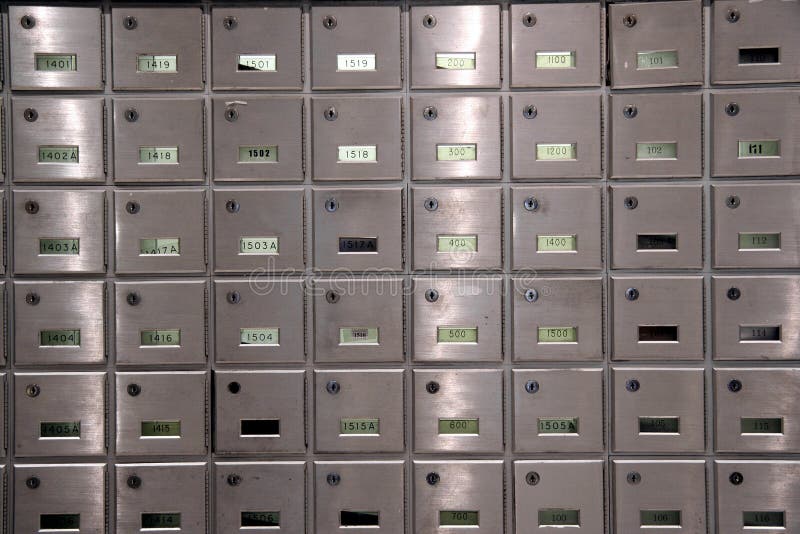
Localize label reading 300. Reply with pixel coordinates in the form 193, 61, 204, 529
437, 144, 477, 161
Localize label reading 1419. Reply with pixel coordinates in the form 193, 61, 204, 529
137, 54, 177, 73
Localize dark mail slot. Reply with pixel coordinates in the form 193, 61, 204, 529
339, 237, 378, 253
638, 326, 678, 342
40, 514, 80, 530
241, 511, 280, 527
240, 419, 280, 436
340, 511, 380, 527
739, 47, 780, 65
637, 234, 678, 250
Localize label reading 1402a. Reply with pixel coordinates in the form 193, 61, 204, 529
141, 420, 181, 437
39, 145, 79, 163
40, 329, 81, 347
239, 145, 278, 163
137, 54, 177, 73
237, 54, 277, 72
139, 146, 178, 164
40, 421, 81, 438
240, 328, 279, 346
35, 53, 77, 71
240, 237, 279, 255
140, 329, 181, 346
337, 54, 376, 71
40, 238, 79, 255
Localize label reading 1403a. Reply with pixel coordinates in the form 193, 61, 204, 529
239, 145, 278, 163
139, 147, 178, 164
536, 143, 577, 161
137, 54, 177, 73
140, 329, 181, 346
641, 510, 681, 526
141, 420, 181, 437
637, 50, 679, 69
240, 328, 280, 346
237, 54, 277, 72
536, 51, 576, 69
140, 238, 180, 255
438, 418, 479, 435
337, 54, 376, 71
40, 238, 79, 255
141, 513, 181, 529
241, 512, 280, 527
440, 511, 479, 527
338, 145, 377, 162
739, 140, 780, 158
339, 327, 379, 345
437, 144, 477, 161
35, 53, 77, 71
438, 327, 478, 343
40, 421, 81, 438
538, 327, 578, 343
240, 237, 279, 255
340, 418, 380, 435
538, 417, 579, 434
38, 145, 79, 163
40, 329, 81, 347
539, 509, 580, 526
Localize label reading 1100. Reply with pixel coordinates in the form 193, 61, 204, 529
137, 54, 177, 73
39, 145, 79, 163
535, 51, 576, 69
35, 53, 77, 71
40, 238, 79, 255
40, 329, 81, 347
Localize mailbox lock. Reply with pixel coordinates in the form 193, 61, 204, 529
323, 106, 338, 121
625, 379, 640, 392
622, 14, 637, 28
124, 108, 139, 123
127, 475, 142, 489
325, 290, 341, 304
25, 384, 41, 398
623, 196, 638, 210
227, 473, 242, 486
224, 107, 239, 122
525, 380, 540, 394
625, 287, 639, 301
522, 105, 538, 119
326, 380, 341, 395
524, 288, 538, 303
127, 383, 141, 397
525, 471, 540, 486
726, 8, 740, 23
25, 476, 40, 489
725, 102, 740, 117
25, 292, 40, 306
422, 14, 437, 28
227, 291, 241, 304
728, 379, 743, 393
424, 197, 439, 211
622, 105, 638, 119
626, 471, 642, 485
228, 381, 241, 394
226, 199, 240, 213
729, 472, 744, 485
727, 287, 741, 301
426, 472, 440, 485
125, 201, 141, 214
425, 288, 439, 303
326, 472, 341, 486
523, 196, 539, 211
123, 15, 138, 30
324, 198, 339, 213
222, 16, 238, 30
725, 195, 741, 209
20, 14, 36, 29
126, 292, 141, 306
23, 108, 38, 122
426, 381, 440, 394
24, 200, 39, 214
522, 12, 537, 27
423, 106, 438, 121
322, 15, 337, 29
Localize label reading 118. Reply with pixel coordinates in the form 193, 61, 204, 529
38, 145, 79, 163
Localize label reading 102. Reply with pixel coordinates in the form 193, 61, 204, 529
337, 54, 376, 71
141, 513, 181, 529
140, 238, 180, 256
137, 54, 177, 73
40, 421, 81, 438
40, 238, 79, 255
536, 143, 577, 161
636, 142, 678, 160
437, 144, 477, 161
241, 512, 280, 527
338, 145, 378, 162
140, 329, 181, 346
240, 328, 280, 346
40, 329, 81, 347
239, 145, 278, 163
538, 327, 578, 343
141, 420, 181, 437
539, 509, 580, 526
38, 145, 79, 163
139, 146, 179, 164
437, 327, 478, 343
637, 50, 679, 69
538, 417, 579, 434
240, 237, 279, 255
738, 140, 780, 158
438, 418, 479, 435
35, 53, 77, 71
237, 54, 277, 72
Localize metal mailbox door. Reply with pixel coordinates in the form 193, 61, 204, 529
412, 276, 502, 362
112, 98, 205, 182
610, 184, 703, 269
711, 0, 800, 85
413, 369, 503, 453
116, 371, 207, 456
510, 93, 602, 179
315, 370, 404, 453
215, 370, 305, 454
509, 3, 602, 88
115, 189, 206, 274
315, 461, 405, 534
111, 7, 204, 90
713, 276, 800, 360
411, 96, 502, 180
514, 460, 605, 534
512, 277, 603, 362
611, 367, 705, 453
11, 96, 105, 182
14, 372, 106, 457
711, 90, 800, 177
314, 277, 403, 363
414, 460, 504, 533
313, 187, 403, 271
513, 369, 604, 453
0, 375, 4, 455
715, 368, 800, 453
611, 276, 704, 360
211, 7, 303, 91
14, 281, 105, 365
411, 186, 502, 270
410, 5, 501, 89
312, 96, 402, 181
609, 93, 703, 179
13, 189, 106, 274
511, 185, 603, 270
214, 461, 305, 534
608, 0, 703, 88
213, 188, 304, 273
116, 462, 207, 534
712, 183, 800, 269
9, 6, 103, 91
115, 280, 207, 366
311, 6, 402, 90
14, 464, 106, 534
212, 97, 304, 182
215, 279, 305, 364
613, 459, 707, 534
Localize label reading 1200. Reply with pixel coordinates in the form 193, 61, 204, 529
536, 143, 577, 161
40, 329, 81, 347
35, 53, 77, 71
40, 421, 81, 438
141, 420, 181, 437
40, 238, 79, 255
38, 145, 79, 163
137, 54, 177, 73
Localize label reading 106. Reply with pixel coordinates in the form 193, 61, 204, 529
241, 512, 280, 527
40, 238, 79, 255
140, 238, 180, 256
40, 421, 81, 438
438, 418, 479, 435
139, 147, 178, 164
40, 329, 81, 347
539, 509, 580, 526
641, 510, 681, 526
536, 143, 577, 161
738, 140, 780, 158
141, 513, 181, 529
38, 145, 79, 163
240, 237, 279, 255
237, 54, 277, 72
137, 54, 177, 73
239, 145, 278, 163
436, 144, 477, 161
35, 53, 77, 71
538, 417, 579, 434
141, 420, 181, 437
535, 51, 576, 69
338, 145, 378, 162
240, 328, 280, 346
538, 327, 578, 343
140, 329, 181, 346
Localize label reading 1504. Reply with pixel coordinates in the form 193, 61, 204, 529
240, 328, 280, 346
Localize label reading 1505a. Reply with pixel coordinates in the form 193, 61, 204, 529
435, 52, 476, 70
738, 140, 780, 158
538, 327, 578, 343
239, 145, 278, 163
38, 145, 79, 163
241, 512, 280, 527
536, 143, 577, 161
338, 145, 377, 162
141, 420, 181, 437
40, 329, 81, 347
139, 146, 179, 164
636, 142, 678, 160
240, 328, 280, 346
538, 417, 579, 434
437, 327, 478, 343
40, 421, 81, 438
141, 513, 181, 529
438, 418, 479, 435
539, 509, 580, 526
340, 418, 380, 435
140, 329, 181, 346
439, 511, 479, 527
140, 238, 180, 256
240, 237, 279, 255
436, 144, 477, 161
40, 238, 79, 255
237, 54, 277, 72
637, 50, 679, 69
537, 235, 577, 252
535, 51, 576, 69
137, 54, 177, 73
35, 53, 77, 71
339, 327, 380, 345
337, 54, 376, 71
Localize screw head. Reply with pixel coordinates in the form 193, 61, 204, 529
25, 384, 41, 398
728, 379, 743, 393
525, 380, 540, 394
626, 471, 642, 484
23, 108, 38, 122
125, 200, 140, 214
524, 288, 539, 303
322, 15, 337, 29
226, 199, 240, 213
20, 15, 36, 29
525, 471, 540, 486
422, 14, 437, 28
522, 12, 537, 27
324, 106, 338, 121
123, 15, 138, 30
225, 107, 239, 122
726, 8, 740, 23
727, 287, 741, 301
726, 195, 741, 209
25, 292, 40, 306
729, 471, 744, 485
425, 288, 439, 303
24, 200, 39, 214
523, 105, 538, 119
325, 198, 339, 213
325, 290, 340, 304
424, 197, 439, 211
228, 381, 241, 394
25, 476, 40, 489
623, 196, 638, 210
127, 475, 142, 489
623, 14, 637, 27
227, 291, 241, 304
623, 105, 638, 119
326, 473, 341, 486
126, 292, 140, 306
626, 379, 640, 392
326, 380, 341, 395
523, 196, 539, 211
222, 16, 238, 30
423, 106, 438, 120
426, 472, 440, 485
426, 381, 440, 394
127, 383, 141, 396
125, 108, 139, 122
625, 287, 639, 301
725, 102, 740, 117
227, 473, 242, 486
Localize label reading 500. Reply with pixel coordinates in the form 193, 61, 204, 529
437, 327, 478, 343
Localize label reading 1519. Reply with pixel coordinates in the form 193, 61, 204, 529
241, 512, 280, 527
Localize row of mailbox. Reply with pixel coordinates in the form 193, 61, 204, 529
3, 91, 800, 182
7, 459, 800, 533
5, 2, 800, 91
7, 184, 800, 273
5, 368, 800, 456
3, 275, 800, 363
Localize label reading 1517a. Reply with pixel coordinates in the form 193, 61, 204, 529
39, 145, 79, 163
40, 329, 81, 347
40, 238, 79, 255
35, 53, 77, 71
137, 54, 177, 73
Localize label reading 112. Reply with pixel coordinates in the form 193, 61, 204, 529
137, 54, 177, 73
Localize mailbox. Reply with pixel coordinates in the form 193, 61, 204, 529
215, 370, 305, 454
115, 189, 206, 274
413, 369, 503, 453
111, 7, 204, 90
514, 460, 605, 534
215, 279, 305, 364
9, 6, 104, 90
608, 0, 703, 88
511, 185, 603, 271
509, 3, 602, 88
115, 280, 207, 365
512, 277, 603, 361
15, 372, 106, 457
410, 5, 501, 89
13, 189, 106, 275
414, 460, 504, 533
211, 7, 303, 90
610, 184, 703, 269
312, 96, 402, 181
411, 96, 502, 180
14, 464, 106, 533
315, 461, 405, 534
613, 459, 707, 533
611, 367, 705, 453
11, 96, 105, 182
315, 370, 404, 453
609, 93, 703, 179
311, 6, 402, 90
510, 93, 602, 179
116, 462, 207, 533
214, 461, 305, 533
212, 97, 304, 181
116, 371, 207, 456
14, 281, 105, 365
715, 368, 800, 453
513, 369, 604, 453
112, 98, 205, 182
611, 276, 704, 360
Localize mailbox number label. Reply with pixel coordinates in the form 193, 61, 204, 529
741, 417, 784, 434
140, 329, 181, 346
240, 328, 280, 346
40, 421, 81, 438
438, 418, 479, 435
139, 146, 179, 164
636, 50, 679, 69
339, 327, 380, 345
40, 514, 81, 530
439, 511, 479, 527
738, 232, 781, 250
639, 417, 680, 434
40, 238, 80, 255
739, 325, 781, 342
535, 51, 576, 69
140, 238, 180, 256
237, 54, 277, 72
141, 420, 181, 437
437, 327, 478, 343
137, 54, 178, 73
738, 140, 780, 158
340, 418, 380, 435
538, 417, 579, 434
435, 52, 476, 70
636, 142, 678, 160
240, 237, 279, 255
38, 145, 79, 163
239, 145, 278, 163
538, 327, 578, 343
35, 53, 77, 71
40, 329, 81, 347
338, 145, 378, 162
437, 143, 477, 161
536, 143, 577, 161
743, 512, 785, 528
242, 512, 280, 527
538, 509, 580, 526
641, 510, 681, 526
337, 54, 376, 71
537, 235, 577, 252
437, 235, 478, 253
141, 513, 181, 529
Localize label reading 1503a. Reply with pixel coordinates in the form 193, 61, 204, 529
38, 145, 79, 163
40, 329, 81, 347
738, 140, 780, 158
636, 142, 678, 160
340, 327, 380, 345
141, 420, 181, 437
35, 53, 77, 71
237, 54, 277, 72
40, 421, 81, 438
142, 513, 181, 529
641, 510, 681, 526
435, 52, 476, 70
140, 238, 180, 256
437, 144, 477, 161
440, 511, 479, 527
437, 327, 478, 343
535, 51, 576, 69
538, 327, 578, 343
338, 145, 377, 162
139, 146, 179, 164
239, 145, 278, 163
539, 509, 580, 526
240, 237, 279, 255
240, 328, 280, 346
242, 512, 280, 527
137, 54, 177, 73
438, 418, 479, 435
140, 329, 181, 346
537, 235, 577, 252
637, 50, 679, 69
538, 417, 579, 434
337, 54, 376, 71
340, 418, 380, 435
40, 238, 79, 255
536, 143, 577, 161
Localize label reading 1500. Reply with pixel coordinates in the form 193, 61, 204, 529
139, 146, 179, 164
38, 145, 79, 163
240, 328, 280, 346
40, 421, 81, 438
237, 54, 277, 72
35, 53, 77, 71
140, 329, 181, 346
40, 238, 79, 255
141, 420, 181, 437
40, 329, 81, 347
140, 238, 180, 256
239, 145, 278, 163
436, 144, 477, 161
240, 237, 279, 255
538, 327, 578, 343
137, 54, 177, 73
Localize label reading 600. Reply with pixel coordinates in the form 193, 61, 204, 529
438, 418, 479, 435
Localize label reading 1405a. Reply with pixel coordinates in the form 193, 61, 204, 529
40, 329, 81, 347
40, 421, 81, 438
240, 237, 279, 255
140, 238, 180, 256
237, 54, 276, 72
40, 238, 79, 255
140, 329, 181, 346
35, 53, 77, 71
38, 145, 79, 163
538, 417, 579, 434
137, 54, 177, 73
240, 328, 280, 346
139, 146, 179, 164
239, 145, 278, 163
141, 420, 181, 437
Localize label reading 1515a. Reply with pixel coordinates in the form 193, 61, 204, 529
240, 328, 280, 346
539, 509, 580, 526
141, 420, 181, 437
40, 421, 81, 438
436, 144, 477, 161
140, 329, 181, 346
738, 140, 780, 158
538, 327, 578, 343
641, 510, 681, 526
141, 513, 181, 529
538, 417, 579, 434
139, 146, 179, 164
535, 51, 576, 69
137, 54, 177, 73
140, 238, 180, 256
338, 145, 377, 162
636, 142, 678, 160
38, 145, 79, 163
437, 327, 478, 343
438, 418, 479, 435
536, 143, 577, 161
435, 52, 476, 70
239, 145, 278, 163
237, 54, 277, 72
35, 53, 77, 71
439, 511, 479, 527
40, 238, 79, 255
40, 329, 81, 347
240, 237, 279, 255
339, 327, 379, 345
241, 512, 280, 527
340, 418, 380, 435
337, 54, 376, 71
537, 235, 577, 252
637, 50, 679, 69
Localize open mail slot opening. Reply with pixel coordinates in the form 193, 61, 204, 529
738, 233, 781, 251
38, 146, 79, 164
40, 421, 81, 439
340, 418, 380, 436
743, 511, 785, 528
241, 511, 280, 527
141, 512, 181, 530
637, 234, 678, 251
739, 47, 780, 65
340, 511, 380, 527
40, 513, 80, 531
338, 237, 378, 254
40, 329, 81, 347
739, 326, 781, 343
237, 54, 276, 72
140, 420, 181, 439
35, 53, 78, 71
240, 419, 280, 437
639, 417, 680, 435
538, 509, 580, 527
439, 418, 479, 435
440, 511, 479, 527
337, 54, 376, 72
40, 238, 79, 255
641, 510, 681, 527
435, 52, 476, 70
741, 417, 784, 435
638, 325, 679, 343
538, 417, 579, 435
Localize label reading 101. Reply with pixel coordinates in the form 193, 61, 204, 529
141, 420, 181, 437
636, 142, 678, 160
35, 53, 77, 71
539, 509, 580, 526
338, 145, 378, 162
40, 238, 79, 255
241, 512, 280, 527
536, 51, 576, 69
237, 54, 277, 72
240, 237, 279, 255
538, 327, 578, 343
437, 327, 478, 343
435, 52, 476, 70
240, 328, 280, 346
537, 235, 577, 252
337, 54, 376, 71
40, 421, 81, 438
137, 54, 178, 73
538, 417, 579, 434
38, 145, 79, 163
139, 147, 179, 164
739, 232, 780, 250
40, 329, 81, 347
340, 418, 380, 435
438, 418, 479, 435
140, 238, 180, 256
536, 143, 577, 161
637, 50, 679, 69
239, 145, 278, 163
141, 513, 181, 529
437, 144, 477, 161
140, 329, 181, 346
743, 511, 784, 528
641, 510, 681, 526
738, 140, 780, 158
340, 327, 380, 345
439, 511, 479, 527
